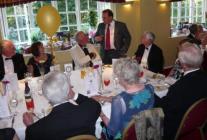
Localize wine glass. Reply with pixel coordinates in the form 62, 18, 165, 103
9, 92, 18, 116
38, 60, 45, 79
113, 76, 119, 90
103, 79, 110, 87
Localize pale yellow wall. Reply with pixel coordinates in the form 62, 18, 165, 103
116, 0, 185, 66
0, 29, 2, 41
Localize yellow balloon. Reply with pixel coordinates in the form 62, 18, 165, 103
36, 6, 61, 37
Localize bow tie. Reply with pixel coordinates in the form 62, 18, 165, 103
145, 47, 149, 50
5, 57, 12, 60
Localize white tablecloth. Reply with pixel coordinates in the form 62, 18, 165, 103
0, 67, 170, 140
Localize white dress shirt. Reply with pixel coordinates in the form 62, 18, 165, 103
2, 55, 14, 74
140, 44, 152, 69
105, 20, 115, 49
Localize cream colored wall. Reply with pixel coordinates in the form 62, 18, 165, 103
0, 29, 2, 41
116, 0, 184, 66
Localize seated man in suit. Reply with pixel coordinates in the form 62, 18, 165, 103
135, 32, 164, 73
0, 40, 27, 80
23, 72, 101, 140
70, 31, 101, 69
155, 43, 207, 140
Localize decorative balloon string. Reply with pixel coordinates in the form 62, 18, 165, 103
36, 5, 61, 65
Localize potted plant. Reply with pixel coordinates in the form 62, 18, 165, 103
87, 10, 98, 43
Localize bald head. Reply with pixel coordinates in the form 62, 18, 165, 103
1, 40, 16, 57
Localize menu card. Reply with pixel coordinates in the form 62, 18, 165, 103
0, 95, 11, 118
84, 71, 99, 97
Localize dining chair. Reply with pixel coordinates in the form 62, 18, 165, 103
66, 134, 97, 140
122, 119, 137, 140
133, 108, 164, 140
175, 98, 207, 140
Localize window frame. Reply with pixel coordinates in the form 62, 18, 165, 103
0, 0, 111, 48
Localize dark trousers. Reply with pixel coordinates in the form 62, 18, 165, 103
103, 49, 120, 64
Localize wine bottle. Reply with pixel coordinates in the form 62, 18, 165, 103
24, 81, 34, 112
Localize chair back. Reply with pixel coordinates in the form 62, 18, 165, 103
133, 108, 164, 140
175, 98, 207, 140
66, 135, 97, 140
122, 119, 137, 140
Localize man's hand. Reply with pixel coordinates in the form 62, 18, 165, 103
89, 52, 96, 59
23, 112, 34, 127
95, 35, 104, 42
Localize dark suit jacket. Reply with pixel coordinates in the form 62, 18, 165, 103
0, 53, 27, 80
25, 94, 101, 140
155, 69, 207, 140
0, 128, 15, 140
135, 44, 164, 73
95, 20, 131, 57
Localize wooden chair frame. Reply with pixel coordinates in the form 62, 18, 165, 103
175, 98, 207, 140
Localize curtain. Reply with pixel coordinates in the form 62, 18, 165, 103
0, 0, 54, 7
96, 0, 125, 3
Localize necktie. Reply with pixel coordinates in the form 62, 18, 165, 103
105, 24, 110, 50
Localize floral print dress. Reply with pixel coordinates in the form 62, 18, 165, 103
103, 84, 155, 140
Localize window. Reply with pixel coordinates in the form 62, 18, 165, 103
171, 0, 206, 36
0, 0, 111, 49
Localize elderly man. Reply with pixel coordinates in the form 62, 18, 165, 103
135, 32, 164, 73
95, 9, 131, 64
155, 43, 207, 140
23, 72, 101, 140
0, 40, 27, 80
70, 31, 101, 69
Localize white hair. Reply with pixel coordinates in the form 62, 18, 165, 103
42, 72, 70, 105
144, 31, 155, 42
114, 58, 141, 85
178, 44, 203, 69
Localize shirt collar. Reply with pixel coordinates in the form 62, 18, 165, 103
145, 44, 152, 51
184, 68, 199, 76
2, 55, 12, 60
53, 101, 69, 107
107, 20, 115, 28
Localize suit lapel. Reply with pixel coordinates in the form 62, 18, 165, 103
0, 55, 5, 77
12, 56, 17, 74
147, 44, 154, 66
114, 21, 117, 44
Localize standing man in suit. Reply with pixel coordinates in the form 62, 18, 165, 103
135, 32, 164, 73
155, 44, 207, 140
95, 9, 131, 64
0, 40, 27, 80
23, 72, 101, 140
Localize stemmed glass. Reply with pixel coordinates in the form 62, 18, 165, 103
9, 91, 18, 116
113, 76, 119, 90
38, 61, 45, 80
37, 60, 45, 95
